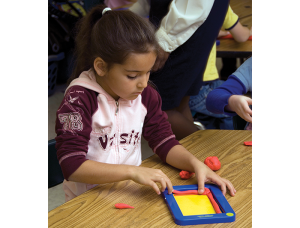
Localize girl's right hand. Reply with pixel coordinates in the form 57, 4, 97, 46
128, 166, 173, 195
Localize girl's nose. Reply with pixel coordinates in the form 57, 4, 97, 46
138, 74, 149, 88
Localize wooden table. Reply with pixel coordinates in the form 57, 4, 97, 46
48, 130, 252, 228
217, 0, 252, 58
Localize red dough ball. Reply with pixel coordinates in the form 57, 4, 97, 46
179, 170, 195, 179
204, 156, 221, 171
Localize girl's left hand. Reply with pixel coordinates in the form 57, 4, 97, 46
193, 160, 236, 196
166, 145, 236, 196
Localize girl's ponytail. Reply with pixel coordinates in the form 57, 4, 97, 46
68, 5, 108, 84
88, 5, 108, 28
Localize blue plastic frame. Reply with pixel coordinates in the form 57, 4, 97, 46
161, 184, 235, 226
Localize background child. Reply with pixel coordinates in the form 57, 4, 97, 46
104, 0, 137, 10
55, 5, 236, 202
130, 0, 231, 140
189, 5, 251, 130
206, 57, 252, 130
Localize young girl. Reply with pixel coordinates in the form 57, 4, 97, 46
206, 57, 252, 130
55, 5, 236, 202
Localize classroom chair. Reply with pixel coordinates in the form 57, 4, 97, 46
191, 110, 206, 130
48, 139, 64, 188
233, 115, 248, 130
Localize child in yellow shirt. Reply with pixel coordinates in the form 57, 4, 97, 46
189, 5, 251, 129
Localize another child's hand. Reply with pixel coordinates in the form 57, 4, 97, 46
152, 46, 170, 71
218, 30, 229, 38
227, 95, 252, 123
192, 160, 236, 196
129, 166, 173, 195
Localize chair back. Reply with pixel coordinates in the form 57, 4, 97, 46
48, 139, 64, 188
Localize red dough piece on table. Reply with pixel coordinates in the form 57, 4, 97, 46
244, 141, 252, 146
204, 156, 221, 171
179, 170, 195, 179
115, 203, 134, 209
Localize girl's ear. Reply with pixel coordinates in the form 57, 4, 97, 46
94, 57, 107, 76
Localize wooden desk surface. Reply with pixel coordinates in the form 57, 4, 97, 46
217, 0, 252, 58
48, 130, 252, 228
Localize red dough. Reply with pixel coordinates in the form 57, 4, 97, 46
202, 188, 211, 195
179, 170, 195, 179
172, 190, 198, 195
202, 188, 221, 214
204, 156, 221, 171
115, 203, 134, 209
219, 34, 233, 39
244, 141, 252, 146
219, 34, 252, 40
172, 188, 221, 213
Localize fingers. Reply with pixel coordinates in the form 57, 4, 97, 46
242, 103, 252, 122
210, 179, 224, 196
235, 98, 252, 122
245, 104, 252, 122
147, 169, 173, 195
152, 47, 164, 72
246, 97, 252, 106
196, 174, 205, 194
218, 30, 229, 37
149, 181, 161, 195
245, 114, 252, 123
165, 176, 173, 194
152, 59, 161, 72
152, 50, 169, 72
155, 170, 173, 194
242, 112, 252, 123
152, 58, 165, 72
131, 167, 173, 195
229, 182, 237, 196
244, 99, 252, 115
195, 164, 236, 197
221, 178, 236, 196
208, 176, 236, 196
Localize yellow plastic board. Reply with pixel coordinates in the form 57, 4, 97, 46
174, 194, 216, 216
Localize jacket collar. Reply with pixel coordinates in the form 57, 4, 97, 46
66, 69, 133, 106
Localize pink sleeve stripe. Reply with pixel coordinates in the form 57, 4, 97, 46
153, 135, 176, 153
58, 152, 87, 164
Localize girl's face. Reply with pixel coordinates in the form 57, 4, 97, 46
98, 51, 157, 101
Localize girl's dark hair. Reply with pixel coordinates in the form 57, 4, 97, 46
68, 5, 159, 84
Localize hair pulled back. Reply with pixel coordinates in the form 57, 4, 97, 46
69, 5, 159, 83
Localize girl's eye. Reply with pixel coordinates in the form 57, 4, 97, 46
127, 75, 137, 80
127, 71, 150, 79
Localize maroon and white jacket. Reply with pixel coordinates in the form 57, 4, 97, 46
55, 69, 180, 201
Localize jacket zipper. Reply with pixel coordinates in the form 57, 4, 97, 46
115, 100, 119, 164
115, 101, 119, 115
